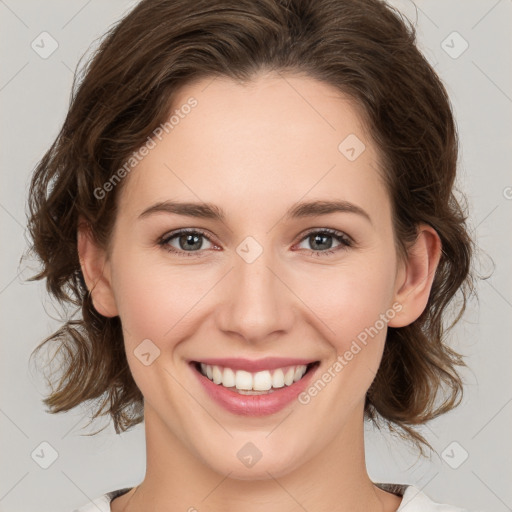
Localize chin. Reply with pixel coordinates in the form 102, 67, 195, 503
199, 441, 305, 481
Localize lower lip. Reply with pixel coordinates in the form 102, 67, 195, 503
191, 363, 319, 416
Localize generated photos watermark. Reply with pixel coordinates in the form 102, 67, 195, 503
298, 301, 402, 405
93, 96, 198, 200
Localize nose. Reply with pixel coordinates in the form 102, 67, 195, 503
215, 242, 296, 345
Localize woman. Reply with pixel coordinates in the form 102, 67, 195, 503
26, 0, 474, 510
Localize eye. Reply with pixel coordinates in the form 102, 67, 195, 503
158, 228, 216, 257
158, 227, 353, 258
294, 228, 353, 257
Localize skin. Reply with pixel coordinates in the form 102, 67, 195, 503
78, 72, 441, 512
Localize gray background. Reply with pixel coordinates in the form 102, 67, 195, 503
1, 1, 511, 511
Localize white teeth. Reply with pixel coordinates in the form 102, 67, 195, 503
284, 367, 295, 385
212, 366, 223, 385
222, 367, 236, 388
294, 366, 306, 382
272, 369, 285, 388
253, 370, 272, 391
237, 389, 275, 395
198, 363, 310, 391
235, 370, 253, 390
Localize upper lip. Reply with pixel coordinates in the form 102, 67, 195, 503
191, 357, 316, 373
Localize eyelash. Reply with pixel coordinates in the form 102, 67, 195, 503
157, 228, 353, 258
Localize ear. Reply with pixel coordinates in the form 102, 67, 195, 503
77, 217, 118, 318
387, 224, 442, 328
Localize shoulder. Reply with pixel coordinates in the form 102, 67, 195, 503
396, 484, 470, 511
75, 484, 472, 512
73, 487, 133, 512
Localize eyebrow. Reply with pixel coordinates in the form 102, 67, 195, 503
138, 199, 372, 225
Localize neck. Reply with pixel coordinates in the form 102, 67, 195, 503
114, 404, 401, 512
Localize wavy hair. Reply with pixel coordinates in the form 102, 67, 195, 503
26, 0, 475, 452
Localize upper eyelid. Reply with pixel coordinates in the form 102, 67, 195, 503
161, 227, 215, 244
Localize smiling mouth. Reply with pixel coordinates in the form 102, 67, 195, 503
192, 361, 320, 395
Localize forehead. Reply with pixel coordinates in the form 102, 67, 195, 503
118, 73, 391, 227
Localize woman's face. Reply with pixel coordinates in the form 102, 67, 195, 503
99, 73, 408, 479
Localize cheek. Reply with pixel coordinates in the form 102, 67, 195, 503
111, 228, 397, 350
110, 252, 198, 409
110, 247, 219, 358
109, 249, 182, 344
298, 253, 397, 404
304, 257, 396, 345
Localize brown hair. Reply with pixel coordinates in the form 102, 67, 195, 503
26, 0, 474, 452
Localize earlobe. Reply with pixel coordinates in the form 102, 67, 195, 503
77, 218, 118, 318
387, 224, 442, 328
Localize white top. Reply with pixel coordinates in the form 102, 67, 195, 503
74, 484, 470, 511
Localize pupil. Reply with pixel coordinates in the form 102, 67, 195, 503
311, 234, 331, 251
181, 234, 202, 250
